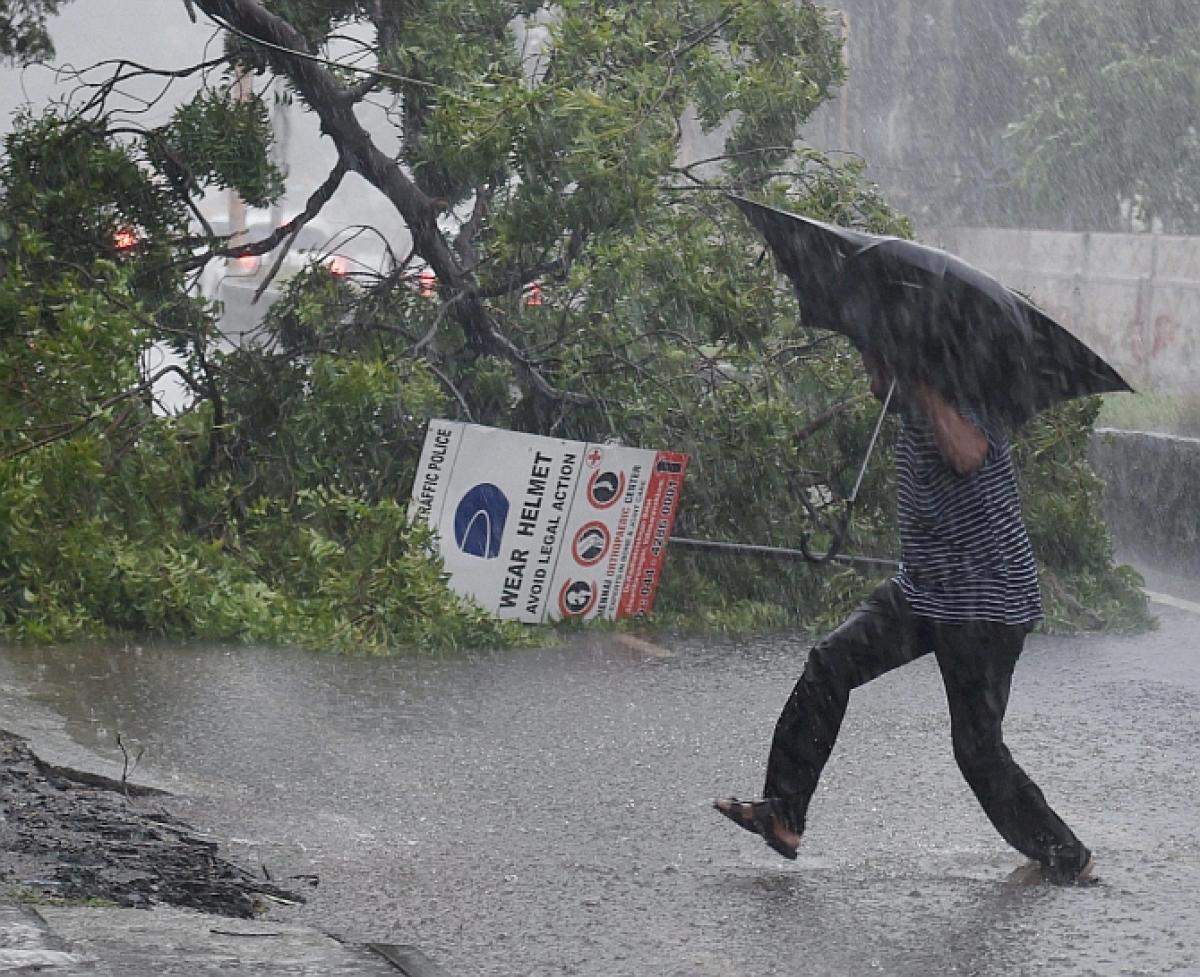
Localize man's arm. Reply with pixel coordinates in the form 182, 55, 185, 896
911, 384, 988, 476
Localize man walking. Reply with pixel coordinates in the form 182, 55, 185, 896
714, 354, 1095, 884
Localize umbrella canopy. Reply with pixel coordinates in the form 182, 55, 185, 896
730, 196, 1133, 427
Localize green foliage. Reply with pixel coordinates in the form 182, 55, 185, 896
0, 237, 531, 653
2, 114, 184, 276
219, 344, 450, 503
0, 112, 212, 354
238, 490, 533, 652
0, 0, 70, 65
0, 414, 531, 653
150, 88, 286, 209
0, 234, 145, 437
1012, 398, 1153, 632
1010, 0, 1200, 231
0, 0, 1151, 651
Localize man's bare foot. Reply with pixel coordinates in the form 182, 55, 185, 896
1007, 854, 1098, 886
713, 797, 802, 860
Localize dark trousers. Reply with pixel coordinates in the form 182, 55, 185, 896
764, 580, 1090, 880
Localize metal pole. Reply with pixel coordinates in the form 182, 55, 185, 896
669, 537, 899, 571
228, 68, 252, 248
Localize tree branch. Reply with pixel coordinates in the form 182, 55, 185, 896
65, 57, 226, 120
0, 366, 202, 462
670, 15, 733, 62
472, 229, 586, 301
421, 361, 475, 422
343, 74, 383, 104
251, 222, 303, 304
793, 398, 858, 446
413, 292, 467, 355
453, 182, 493, 270
485, 326, 590, 406
216, 158, 348, 260
195, 0, 590, 407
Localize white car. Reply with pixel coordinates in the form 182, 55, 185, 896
194, 214, 358, 345
149, 214, 383, 413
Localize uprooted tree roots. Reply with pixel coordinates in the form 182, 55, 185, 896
0, 730, 301, 917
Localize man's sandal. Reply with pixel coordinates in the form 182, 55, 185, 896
713, 797, 800, 861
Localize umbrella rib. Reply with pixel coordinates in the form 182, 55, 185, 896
849, 381, 894, 505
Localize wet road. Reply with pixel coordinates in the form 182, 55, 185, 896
1, 603, 1198, 977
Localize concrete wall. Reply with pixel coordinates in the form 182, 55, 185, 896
1089, 430, 1200, 576
935, 227, 1200, 397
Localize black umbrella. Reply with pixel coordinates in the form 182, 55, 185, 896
730, 196, 1133, 427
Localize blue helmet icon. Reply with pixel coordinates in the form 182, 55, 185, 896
454, 483, 509, 558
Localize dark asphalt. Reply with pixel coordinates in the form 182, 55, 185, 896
0, 600, 1197, 977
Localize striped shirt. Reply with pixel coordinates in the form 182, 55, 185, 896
893, 408, 1043, 626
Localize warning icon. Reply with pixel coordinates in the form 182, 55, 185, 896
586, 470, 625, 509
572, 522, 611, 566
558, 579, 598, 618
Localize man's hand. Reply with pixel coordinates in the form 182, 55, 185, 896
912, 384, 988, 476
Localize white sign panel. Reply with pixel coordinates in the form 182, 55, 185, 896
408, 420, 688, 623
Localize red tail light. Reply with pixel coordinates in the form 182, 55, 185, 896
113, 227, 139, 251
419, 269, 437, 298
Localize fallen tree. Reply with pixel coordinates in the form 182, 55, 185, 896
0, 1, 1151, 647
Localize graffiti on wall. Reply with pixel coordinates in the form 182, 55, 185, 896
948, 227, 1197, 394
1129, 313, 1183, 367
